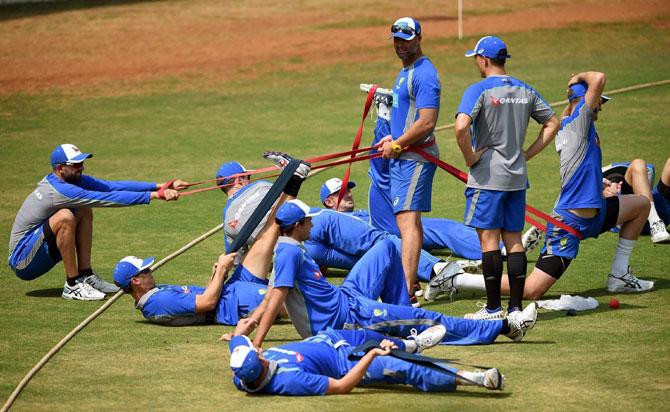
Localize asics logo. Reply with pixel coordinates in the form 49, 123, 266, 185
393, 197, 400, 206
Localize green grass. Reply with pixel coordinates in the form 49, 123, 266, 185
1, 17, 670, 412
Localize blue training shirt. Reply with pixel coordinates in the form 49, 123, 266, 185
391, 56, 441, 161
554, 99, 603, 210
232, 331, 352, 395
271, 237, 350, 338
137, 276, 267, 326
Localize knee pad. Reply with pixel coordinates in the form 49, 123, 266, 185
535, 253, 572, 279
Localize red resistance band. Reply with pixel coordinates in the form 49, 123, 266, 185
336, 84, 377, 210
406, 147, 583, 239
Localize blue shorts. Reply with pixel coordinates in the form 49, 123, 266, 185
229, 264, 269, 285
653, 186, 670, 224
541, 197, 617, 260
390, 159, 436, 214
9, 221, 62, 281
464, 188, 526, 232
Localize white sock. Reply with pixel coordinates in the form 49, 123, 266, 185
453, 273, 486, 291
458, 370, 483, 386
648, 202, 662, 225
610, 238, 636, 276
402, 339, 417, 353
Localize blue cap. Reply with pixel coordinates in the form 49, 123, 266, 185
215, 162, 246, 185
568, 81, 611, 103
275, 199, 319, 229
229, 335, 263, 382
319, 178, 356, 204
464, 36, 511, 59
391, 17, 421, 40
50, 144, 93, 168
113, 256, 155, 288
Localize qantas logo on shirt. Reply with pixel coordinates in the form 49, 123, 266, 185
295, 353, 304, 362
228, 220, 238, 229
490, 96, 529, 106
313, 271, 322, 280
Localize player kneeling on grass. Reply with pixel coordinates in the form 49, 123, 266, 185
228, 325, 505, 395
8, 143, 186, 301
424, 72, 654, 303
227, 199, 538, 349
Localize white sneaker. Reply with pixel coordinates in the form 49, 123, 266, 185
455, 259, 482, 274
606, 268, 654, 293
62, 279, 106, 301
262, 151, 311, 178
424, 261, 462, 302
522, 226, 544, 252
482, 368, 505, 390
360, 83, 393, 120
407, 325, 446, 353
505, 303, 538, 342
464, 304, 506, 320
650, 220, 670, 244
84, 271, 120, 293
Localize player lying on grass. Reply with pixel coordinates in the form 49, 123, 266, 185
317, 177, 488, 262
228, 326, 505, 396
8, 143, 186, 301
424, 72, 655, 303
228, 199, 538, 348
113, 155, 311, 325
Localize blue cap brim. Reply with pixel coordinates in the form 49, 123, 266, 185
68, 153, 93, 163
140, 257, 155, 271
464, 50, 476, 57
392, 32, 415, 41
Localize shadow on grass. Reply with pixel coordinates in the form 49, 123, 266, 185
25, 288, 63, 298
355, 384, 511, 398
0, 0, 164, 22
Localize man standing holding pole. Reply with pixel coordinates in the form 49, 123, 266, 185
379, 17, 441, 307
454, 36, 559, 319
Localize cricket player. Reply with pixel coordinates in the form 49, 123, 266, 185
113, 156, 312, 325
8, 143, 185, 301
427, 72, 655, 302
377, 17, 441, 305
228, 327, 506, 395
112, 252, 272, 326
454, 36, 559, 319
303, 197, 466, 303
233, 199, 537, 349
601, 158, 670, 243
320, 177, 485, 260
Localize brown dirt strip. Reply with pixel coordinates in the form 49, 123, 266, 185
0, 0, 667, 95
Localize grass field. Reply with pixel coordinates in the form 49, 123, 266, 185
1, 1, 669, 411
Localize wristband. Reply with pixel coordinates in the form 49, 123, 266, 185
391, 142, 403, 153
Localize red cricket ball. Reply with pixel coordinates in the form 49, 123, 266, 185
609, 298, 620, 309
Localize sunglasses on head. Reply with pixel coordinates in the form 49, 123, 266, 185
391, 24, 417, 36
